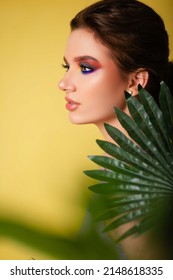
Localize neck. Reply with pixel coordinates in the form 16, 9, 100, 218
96, 118, 129, 143
96, 105, 131, 142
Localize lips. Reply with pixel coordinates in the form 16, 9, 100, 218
65, 96, 80, 111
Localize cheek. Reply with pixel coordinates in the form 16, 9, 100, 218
103, 73, 128, 109
83, 84, 116, 120
79, 67, 128, 113
89, 77, 126, 110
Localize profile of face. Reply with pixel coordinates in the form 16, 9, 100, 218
59, 28, 130, 128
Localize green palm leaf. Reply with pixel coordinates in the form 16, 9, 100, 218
127, 91, 172, 163
95, 139, 172, 181
138, 84, 173, 155
84, 82, 173, 245
114, 108, 173, 176
159, 82, 173, 143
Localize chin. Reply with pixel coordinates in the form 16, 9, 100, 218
69, 120, 89, 125
69, 116, 84, 125
68, 115, 91, 125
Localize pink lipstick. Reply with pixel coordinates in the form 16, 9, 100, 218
65, 97, 80, 111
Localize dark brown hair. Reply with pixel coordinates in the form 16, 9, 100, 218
71, 0, 173, 103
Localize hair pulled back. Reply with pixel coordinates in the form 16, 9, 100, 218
71, 0, 173, 102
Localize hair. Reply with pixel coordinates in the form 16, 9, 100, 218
70, 0, 173, 103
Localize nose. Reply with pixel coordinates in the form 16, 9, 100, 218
58, 73, 76, 93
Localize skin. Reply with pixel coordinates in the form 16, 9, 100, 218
59, 28, 131, 140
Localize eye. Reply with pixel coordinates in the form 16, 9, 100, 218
80, 63, 95, 74
62, 63, 69, 72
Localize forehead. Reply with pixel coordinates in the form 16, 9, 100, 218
64, 28, 112, 60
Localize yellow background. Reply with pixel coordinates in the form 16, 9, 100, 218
0, 0, 172, 259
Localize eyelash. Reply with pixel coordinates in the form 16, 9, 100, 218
80, 63, 95, 74
62, 63, 69, 72
62, 63, 95, 74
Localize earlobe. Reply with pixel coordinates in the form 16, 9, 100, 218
127, 69, 149, 96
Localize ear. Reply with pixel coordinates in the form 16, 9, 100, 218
127, 69, 149, 96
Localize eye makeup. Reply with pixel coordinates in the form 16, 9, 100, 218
62, 55, 101, 74
79, 62, 95, 74
75, 56, 101, 75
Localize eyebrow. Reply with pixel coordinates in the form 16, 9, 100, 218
64, 55, 99, 63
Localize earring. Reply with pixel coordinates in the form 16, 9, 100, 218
125, 89, 133, 100
126, 89, 133, 95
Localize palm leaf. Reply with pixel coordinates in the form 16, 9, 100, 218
127, 91, 172, 163
159, 82, 173, 143
87, 155, 172, 188
84, 82, 173, 244
138, 84, 173, 155
114, 108, 173, 176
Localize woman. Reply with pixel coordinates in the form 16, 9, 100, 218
59, 0, 173, 259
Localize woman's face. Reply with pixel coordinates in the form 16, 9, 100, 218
59, 28, 129, 127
